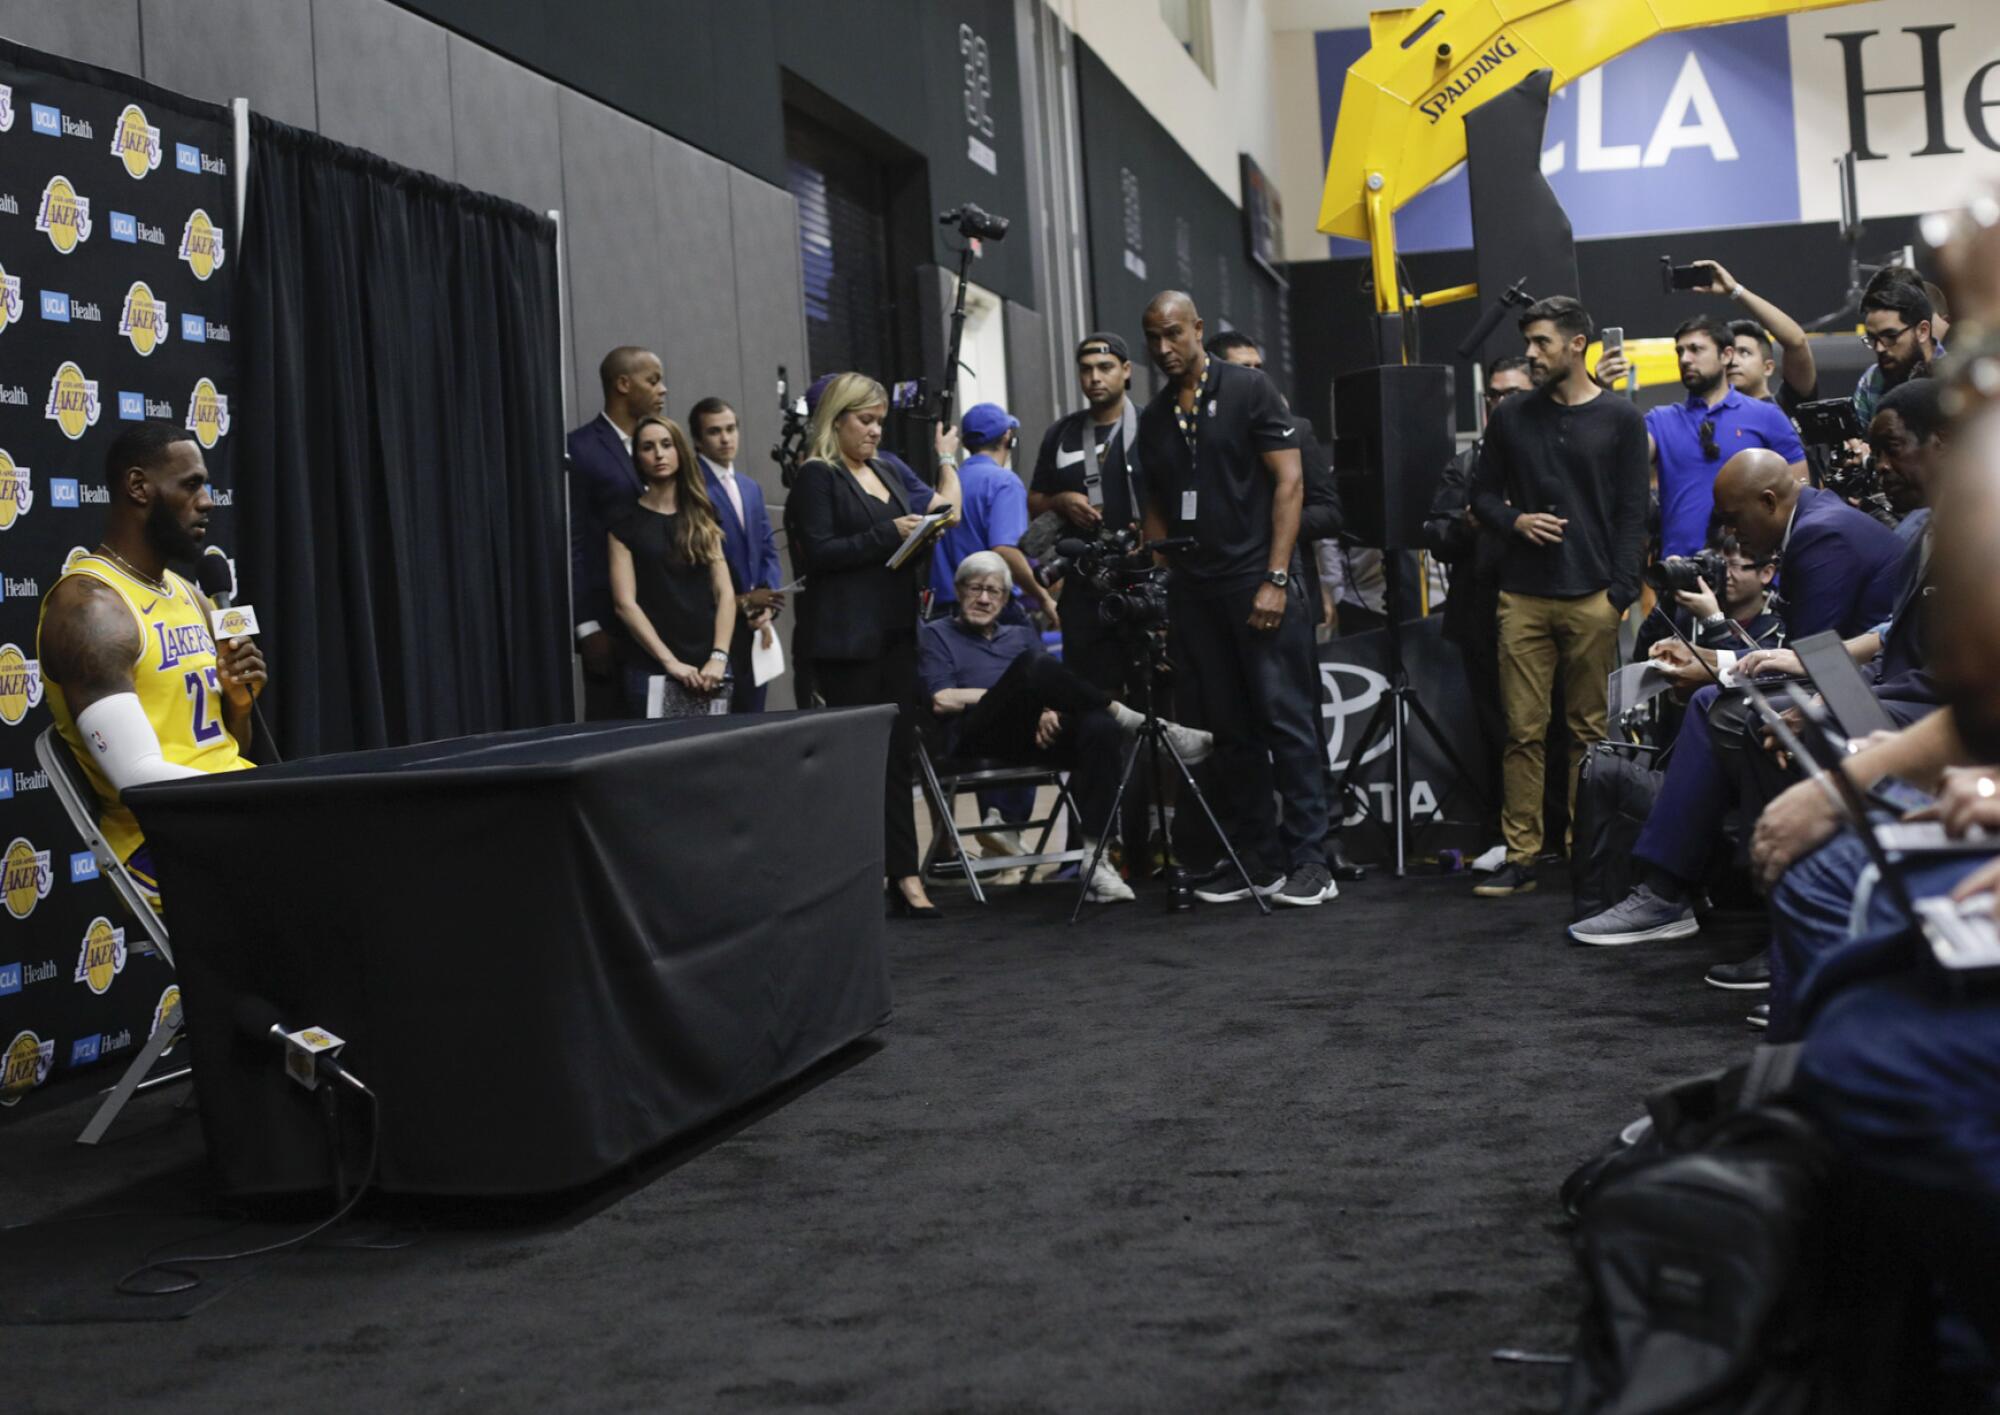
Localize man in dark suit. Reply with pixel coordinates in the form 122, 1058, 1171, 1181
690, 396, 785, 712
1569, 448, 1903, 946
568, 346, 666, 719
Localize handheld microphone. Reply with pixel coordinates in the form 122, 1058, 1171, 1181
234, 995, 371, 1096
196, 553, 281, 762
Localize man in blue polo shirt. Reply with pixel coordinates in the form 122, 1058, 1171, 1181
929, 402, 1059, 625
1645, 315, 1806, 558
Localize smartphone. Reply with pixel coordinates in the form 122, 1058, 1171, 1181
1601, 326, 1624, 359
890, 379, 927, 411
1659, 256, 1705, 292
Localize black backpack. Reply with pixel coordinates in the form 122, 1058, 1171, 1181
1572, 742, 1665, 922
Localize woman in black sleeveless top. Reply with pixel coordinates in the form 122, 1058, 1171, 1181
790, 373, 962, 917
607, 416, 735, 717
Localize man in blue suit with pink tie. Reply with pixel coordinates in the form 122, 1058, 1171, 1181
691, 396, 785, 712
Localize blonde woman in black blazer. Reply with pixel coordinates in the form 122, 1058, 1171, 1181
791, 373, 962, 917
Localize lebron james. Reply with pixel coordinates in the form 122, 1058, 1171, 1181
37, 421, 263, 905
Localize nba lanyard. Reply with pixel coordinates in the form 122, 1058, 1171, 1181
1080, 400, 1140, 512
1173, 356, 1211, 461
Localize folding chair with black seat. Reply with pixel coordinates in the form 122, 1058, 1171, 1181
915, 729, 1090, 904
36, 726, 187, 1144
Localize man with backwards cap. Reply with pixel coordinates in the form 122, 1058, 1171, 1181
928, 400, 1058, 627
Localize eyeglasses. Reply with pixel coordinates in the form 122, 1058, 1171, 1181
1698, 418, 1720, 461
1859, 326, 1912, 351
960, 584, 1007, 602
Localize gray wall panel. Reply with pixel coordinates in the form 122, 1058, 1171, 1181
311, 0, 453, 178
0, 0, 141, 73
652, 133, 740, 429
140, 0, 315, 127
1003, 298, 1052, 451
558, 89, 666, 428
447, 34, 559, 215
726, 168, 807, 515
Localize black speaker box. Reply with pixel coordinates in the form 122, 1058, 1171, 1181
1332, 364, 1455, 550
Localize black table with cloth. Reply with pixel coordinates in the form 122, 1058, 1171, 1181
129, 710, 895, 1199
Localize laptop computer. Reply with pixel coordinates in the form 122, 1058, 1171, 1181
1788, 630, 1897, 739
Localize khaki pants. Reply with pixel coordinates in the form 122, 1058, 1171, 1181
1495, 589, 1622, 864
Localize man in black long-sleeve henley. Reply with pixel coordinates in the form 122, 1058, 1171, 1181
1470, 296, 1649, 895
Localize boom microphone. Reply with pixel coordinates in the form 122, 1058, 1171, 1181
234, 995, 370, 1096
1456, 276, 1533, 361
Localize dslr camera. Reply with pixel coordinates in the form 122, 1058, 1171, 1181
1037, 526, 1170, 628
1645, 549, 1728, 597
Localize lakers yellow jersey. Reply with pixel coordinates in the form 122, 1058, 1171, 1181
37, 555, 253, 864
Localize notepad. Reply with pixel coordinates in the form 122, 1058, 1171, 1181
885, 510, 952, 570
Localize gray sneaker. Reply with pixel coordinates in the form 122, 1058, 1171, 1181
1567, 886, 1699, 946
1274, 862, 1337, 907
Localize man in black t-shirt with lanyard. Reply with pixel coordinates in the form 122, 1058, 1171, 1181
1029, 333, 1148, 692
1136, 291, 1334, 908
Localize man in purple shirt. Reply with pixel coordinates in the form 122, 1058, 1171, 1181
1643, 316, 1806, 558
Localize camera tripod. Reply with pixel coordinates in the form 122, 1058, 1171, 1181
1069, 622, 1270, 922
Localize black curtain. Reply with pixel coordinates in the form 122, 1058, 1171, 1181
238, 115, 569, 757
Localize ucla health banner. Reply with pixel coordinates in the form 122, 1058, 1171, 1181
0, 40, 236, 1116
1312, 0, 2000, 257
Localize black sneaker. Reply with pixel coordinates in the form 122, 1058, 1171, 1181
1193, 863, 1284, 904
1274, 862, 1337, 908
1704, 953, 1771, 991
1746, 1003, 1770, 1030
1473, 862, 1537, 897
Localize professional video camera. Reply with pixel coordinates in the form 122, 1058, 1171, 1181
1793, 396, 1881, 506
771, 365, 810, 488
939, 202, 1009, 243
1644, 549, 1728, 598
1036, 527, 1171, 628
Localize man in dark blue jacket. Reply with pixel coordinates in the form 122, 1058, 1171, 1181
1569, 449, 1903, 946
568, 346, 665, 719
690, 396, 785, 712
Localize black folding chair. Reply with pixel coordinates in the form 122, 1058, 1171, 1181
915, 732, 1089, 905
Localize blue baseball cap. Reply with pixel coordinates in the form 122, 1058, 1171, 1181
961, 402, 1019, 449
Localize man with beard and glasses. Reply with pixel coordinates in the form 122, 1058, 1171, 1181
1641, 315, 1805, 559
37, 421, 262, 909
1854, 269, 1943, 424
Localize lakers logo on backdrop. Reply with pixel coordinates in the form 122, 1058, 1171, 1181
186, 377, 229, 448
46, 362, 100, 441
35, 175, 91, 253
0, 85, 15, 133
74, 917, 127, 995
0, 263, 21, 337
0, 450, 32, 530
119, 281, 168, 356
0, 643, 44, 724
110, 104, 162, 179
3, 836, 52, 920
178, 207, 223, 281
0, 1030, 54, 1105
152, 985, 181, 1039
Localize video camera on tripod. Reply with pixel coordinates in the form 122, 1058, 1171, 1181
1035, 527, 1175, 628
1793, 397, 1885, 511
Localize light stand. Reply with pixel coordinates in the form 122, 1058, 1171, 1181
1070, 620, 1269, 922
1332, 553, 1492, 877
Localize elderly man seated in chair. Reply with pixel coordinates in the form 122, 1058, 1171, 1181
918, 551, 1212, 904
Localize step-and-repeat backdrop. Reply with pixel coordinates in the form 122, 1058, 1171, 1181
0, 41, 236, 1114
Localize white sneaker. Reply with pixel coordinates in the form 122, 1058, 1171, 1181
975, 807, 1025, 858
1469, 843, 1507, 873
1083, 843, 1135, 903
1160, 720, 1215, 766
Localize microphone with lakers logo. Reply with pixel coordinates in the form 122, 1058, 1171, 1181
234, 996, 372, 1097
196, 550, 280, 761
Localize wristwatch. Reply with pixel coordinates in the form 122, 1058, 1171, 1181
1263, 569, 1290, 589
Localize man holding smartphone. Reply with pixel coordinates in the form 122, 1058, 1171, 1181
1470, 296, 1650, 896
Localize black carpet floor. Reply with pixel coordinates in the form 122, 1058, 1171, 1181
7, 867, 1765, 1413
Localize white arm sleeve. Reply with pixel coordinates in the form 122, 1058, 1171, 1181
75, 693, 207, 794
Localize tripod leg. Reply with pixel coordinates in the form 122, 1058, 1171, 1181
1403, 690, 1494, 815
1161, 734, 1272, 917
1070, 733, 1146, 925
